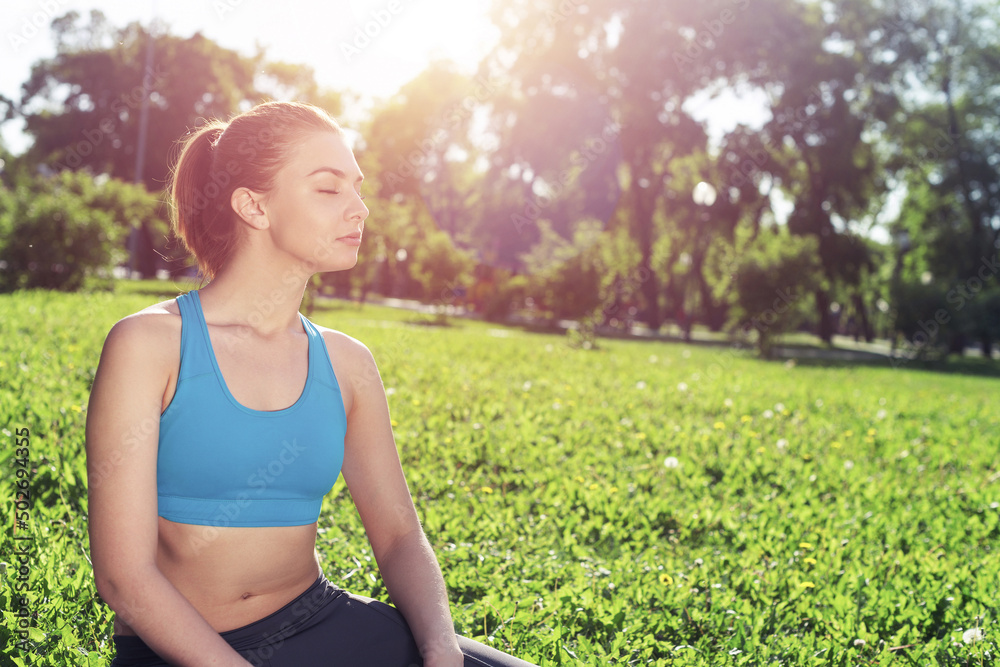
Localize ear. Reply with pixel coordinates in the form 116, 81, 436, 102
231, 187, 267, 228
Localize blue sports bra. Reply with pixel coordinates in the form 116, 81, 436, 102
156, 289, 347, 527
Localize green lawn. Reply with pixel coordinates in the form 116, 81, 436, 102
1, 283, 997, 665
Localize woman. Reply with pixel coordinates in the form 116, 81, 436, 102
85, 101, 535, 667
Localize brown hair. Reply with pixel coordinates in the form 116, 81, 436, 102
168, 101, 343, 284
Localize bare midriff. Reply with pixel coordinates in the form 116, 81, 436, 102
113, 519, 323, 635
110, 301, 350, 637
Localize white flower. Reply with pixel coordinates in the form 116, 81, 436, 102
723, 398, 733, 407
774, 402, 785, 412
853, 639, 866, 647
677, 382, 688, 392
776, 439, 788, 450
636, 381, 647, 389
552, 401, 562, 410
664, 456, 680, 469
876, 409, 887, 420
522, 381, 532, 390
815, 399, 824, 408
762, 409, 774, 419
649, 355, 658, 363
963, 628, 984, 644
386, 387, 396, 395
844, 460, 854, 470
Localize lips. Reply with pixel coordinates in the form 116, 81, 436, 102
338, 232, 362, 240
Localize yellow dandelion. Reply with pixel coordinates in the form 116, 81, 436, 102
635, 432, 647, 440
750, 431, 760, 439
390, 419, 398, 427
844, 430, 854, 437
411, 399, 421, 406
713, 421, 725, 430
659, 573, 674, 586
589, 483, 600, 490
71, 405, 82, 413
799, 542, 813, 550
831, 441, 842, 449
756, 447, 766, 454
609, 486, 619, 494
867, 428, 876, 436
574, 476, 585, 483
741, 415, 752, 423
462, 486, 471, 492
799, 581, 815, 589
67, 363, 75, 370
444, 437, 452, 444
480, 487, 493, 495
803, 557, 817, 565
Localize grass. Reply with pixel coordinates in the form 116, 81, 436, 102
0, 281, 997, 665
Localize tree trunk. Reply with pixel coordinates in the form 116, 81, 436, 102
633, 183, 661, 331
947, 331, 966, 355
852, 292, 874, 342
814, 289, 833, 344
691, 249, 726, 332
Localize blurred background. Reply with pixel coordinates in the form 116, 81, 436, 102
1, 0, 998, 360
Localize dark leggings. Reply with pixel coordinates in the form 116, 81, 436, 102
108, 572, 536, 666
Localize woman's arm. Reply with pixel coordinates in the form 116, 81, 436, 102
338, 338, 463, 666
86, 315, 253, 667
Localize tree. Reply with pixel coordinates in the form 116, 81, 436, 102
729, 228, 825, 358
0, 170, 158, 292
844, 0, 1000, 355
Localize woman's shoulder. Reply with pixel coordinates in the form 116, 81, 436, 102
101, 296, 181, 356
310, 323, 381, 406
310, 322, 371, 359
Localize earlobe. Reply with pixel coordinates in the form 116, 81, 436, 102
231, 187, 267, 229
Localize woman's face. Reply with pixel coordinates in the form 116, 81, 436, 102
260, 130, 369, 272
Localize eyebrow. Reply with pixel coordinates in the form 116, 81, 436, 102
307, 166, 364, 183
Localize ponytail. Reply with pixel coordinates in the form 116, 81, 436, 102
167, 101, 343, 284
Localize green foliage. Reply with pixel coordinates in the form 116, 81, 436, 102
729, 230, 824, 358
409, 229, 476, 319
521, 219, 605, 322
0, 171, 160, 292
479, 269, 530, 323
1, 285, 998, 665
893, 277, 1000, 358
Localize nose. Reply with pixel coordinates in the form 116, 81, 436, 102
350, 192, 369, 221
